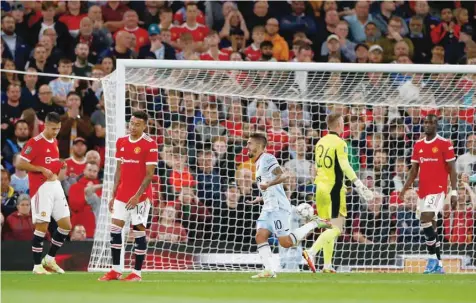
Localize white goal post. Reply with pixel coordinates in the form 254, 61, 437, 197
89, 60, 476, 273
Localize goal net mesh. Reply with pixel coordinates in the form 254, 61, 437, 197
89, 64, 476, 273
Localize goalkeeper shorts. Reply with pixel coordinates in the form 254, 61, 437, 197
315, 183, 346, 220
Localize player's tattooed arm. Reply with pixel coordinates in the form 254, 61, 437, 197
262, 166, 289, 189
134, 164, 155, 198
399, 162, 420, 201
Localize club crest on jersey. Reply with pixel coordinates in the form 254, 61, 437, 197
25, 146, 32, 154
41, 212, 46, 217
134, 147, 141, 154
432, 147, 438, 153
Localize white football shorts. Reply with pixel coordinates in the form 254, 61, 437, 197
111, 199, 150, 226
31, 180, 70, 224
256, 209, 291, 237
416, 192, 446, 220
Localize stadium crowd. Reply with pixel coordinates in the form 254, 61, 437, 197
1, 0, 476, 249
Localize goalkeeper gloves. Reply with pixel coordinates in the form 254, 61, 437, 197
354, 179, 374, 202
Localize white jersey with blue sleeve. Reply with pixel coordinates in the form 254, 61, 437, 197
255, 153, 291, 213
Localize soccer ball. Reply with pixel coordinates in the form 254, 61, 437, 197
296, 203, 314, 220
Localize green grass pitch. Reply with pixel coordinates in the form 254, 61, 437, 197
2, 272, 476, 303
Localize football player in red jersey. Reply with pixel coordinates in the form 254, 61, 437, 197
17, 112, 71, 275
99, 111, 158, 282
400, 114, 458, 274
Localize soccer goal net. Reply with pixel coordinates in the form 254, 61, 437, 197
89, 60, 476, 273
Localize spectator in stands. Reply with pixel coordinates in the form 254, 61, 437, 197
385, 118, 411, 163
430, 8, 459, 47
259, 41, 275, 62
352, 190, 396, 244
430, 44, 445, 64
439, 107, 473, 155
70, 224, 87, 241
444, 180, 475, 244
175, 32, 197, 60
201, 31, 229, 61
49, 58, 74, 106
320, 34, 351, 62
74, 17, 103, 64
69, 162, 101, 238
2, 84, 23, 127
322, 21, 356, 62
409, 1, 439, 36
372, 1, 409, 37
38, 28, 64, 73
138, 24, 175, 60
284, 137, 312, 185
265, 18, 289, 61
355, 43, 369, 63
1, 168, 18, 218
102, 1, 130, 33
219, 6, 250, 43
65, 137, 87, 179
158, 7, 173, 31
59, 0, 86, 38
244, 26, 265, 61
378, 17, 414, 63
364, 21, 380, 45
20, 67, 38, 109
19, 108, 44, 138
98, 30, 134, 63
9, 154, 28, 195
195, 149, 222, 207
266, 111, 289, 156
456, 134, 476, 176
408, 16, 432, 63
216, 182, 245, 242
100, 56, 114, 75
58, 92, 93, 158
314, 9, 339, 56
344, 0, 374, 43
235, 167, 259, 201
30, 1, 72, 56
171, 3, 209, 52
392, 158, 408, 192
85, 149, 101, 168
116, 10, 149, 53
454, 8, 469, 28
3, 194, 33, 240
137, 0, 161, 30
149, 203, 187, 243
87, 5, 113, 48
1, 14, 30, 72
396, 189, 422, 243
195, 102, 227, 144
25, 44, 55, 77
165, 122, 196, 166
72, 43, 94, 77
282, 101, 311, 129
244, 1, 271, 33
2, 120, 29, 173
393, 40, 411, 62
280, 1, 317, 43
404, 107, 423, 142
446, 24, 474, 65
1, 59, 20, 92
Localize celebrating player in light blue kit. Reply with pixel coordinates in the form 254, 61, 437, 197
246, 133, 331, 278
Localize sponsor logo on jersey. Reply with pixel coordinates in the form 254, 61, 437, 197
120, 147, 125, 151
419, 149, 423, 153
45, 157, 60, 164
46, 149, 50, 152
121, 158, 140, 164
134, 147, 141, 154
420, 157, 439, 163
432, 147, 438, 153
25, 146, 32, 154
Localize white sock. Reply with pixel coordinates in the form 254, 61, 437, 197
257, 243, 274, 272
132, 269, 141, 277
44, 254, 54, 262
112, 265, 122, 273
290, 221, 318, 245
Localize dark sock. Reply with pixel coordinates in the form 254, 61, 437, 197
32, 230, 45, 265
110, 224, 122, 267
435, 241, 441, 261
423, 226, 436, 255
134, 230, 147, 271
48, 227, 70, 257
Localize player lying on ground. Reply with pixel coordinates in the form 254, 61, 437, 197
246, 133, 331, 278
399, 114, 458, 274
302, 113, 373, 273
99, 111, 158, 282
17, 112, 71, 275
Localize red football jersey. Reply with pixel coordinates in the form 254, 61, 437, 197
244, 44, 262, 61
411, 135, 456, 198
113, 27, 149, 52
171, 23, 209, 42
65, 157, 87, 177
115, 134, 158, 203
199, 50, 230, 61
20, 134, 63, 197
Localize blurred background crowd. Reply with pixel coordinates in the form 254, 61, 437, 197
1, 0, 476, 250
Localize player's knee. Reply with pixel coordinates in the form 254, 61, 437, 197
278, 237, 293, 248
255, 231, 268, 244
34, 222, 49, 233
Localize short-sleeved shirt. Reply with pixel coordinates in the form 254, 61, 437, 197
114, 134, 158, 203
255, 152, 290, 212
20, 133, 63, 196
411, 135, 456, 198
65, 157, 86, 177
171, 23, 209, 42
